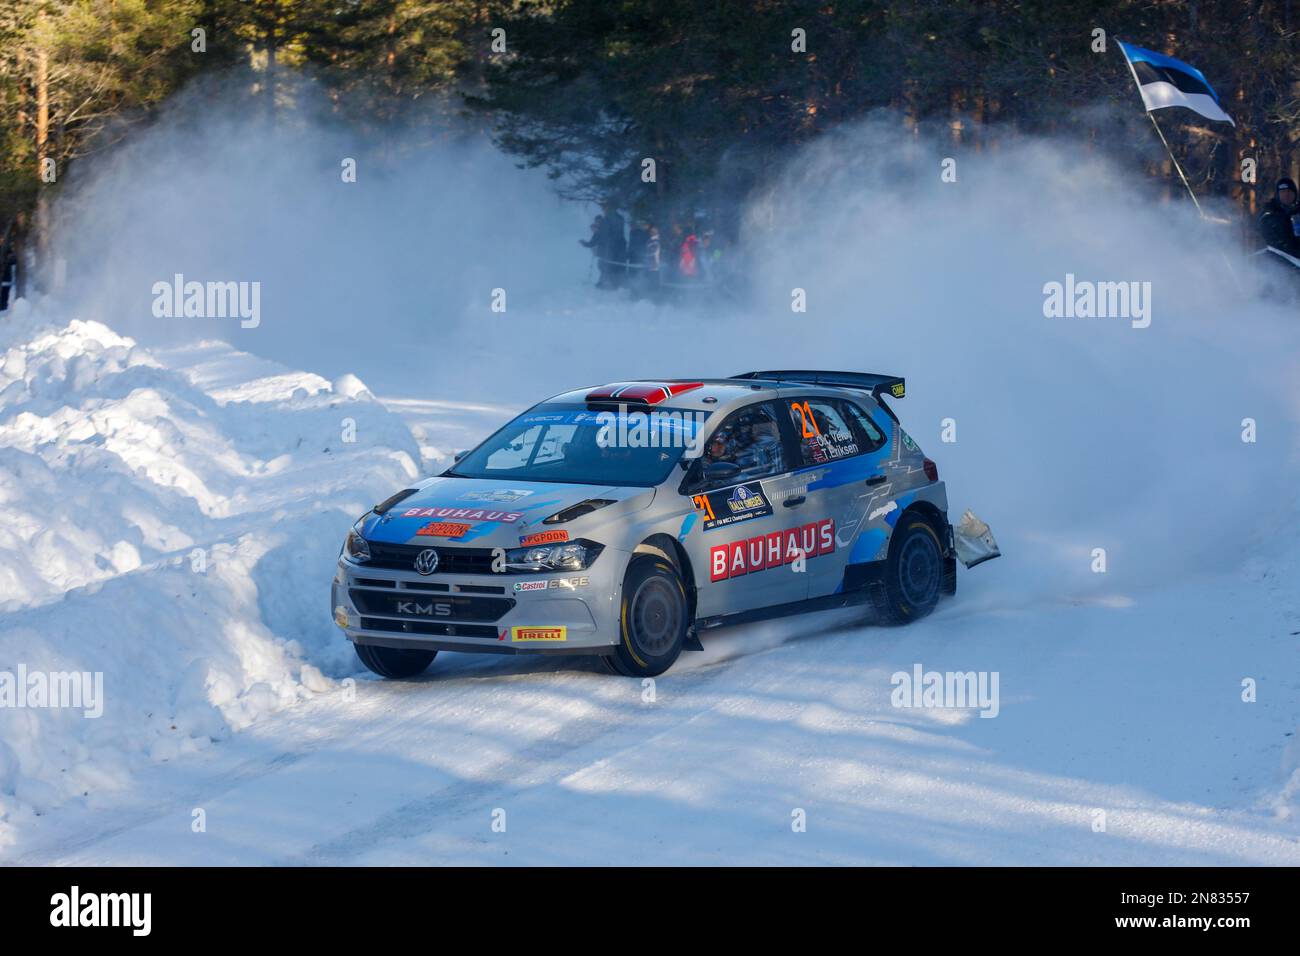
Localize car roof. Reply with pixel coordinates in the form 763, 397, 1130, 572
549, 377, 885, 407
544, 379, 788, 412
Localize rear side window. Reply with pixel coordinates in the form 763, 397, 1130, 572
841, 400, 888, 452
788, 397, 883, 466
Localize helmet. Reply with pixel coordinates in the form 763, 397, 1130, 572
708, 426, 735, 459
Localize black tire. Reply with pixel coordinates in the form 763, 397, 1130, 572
941, 555, 958, 596
868, 514, 945, 625
604, 556, 688, 677
354, 642, 437, 679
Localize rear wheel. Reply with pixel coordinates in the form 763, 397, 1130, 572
355, 642, 437, 679
869, 515, 944, 625
604, 556, 688, 677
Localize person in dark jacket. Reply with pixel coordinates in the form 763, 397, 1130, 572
597, 204, 627, 289
626, 220, 651, 296
0, 243, 17, 312
1259, 177, 1300, 256
580, 214, 605, 285
579, 214, 603, 250
627, 220, 649, 269
644, 225, 661, 277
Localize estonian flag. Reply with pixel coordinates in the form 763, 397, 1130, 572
1118, 41, 1234, 126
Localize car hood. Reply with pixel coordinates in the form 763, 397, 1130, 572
361, 475, 654, 547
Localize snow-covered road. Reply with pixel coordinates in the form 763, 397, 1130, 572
1, 308, 1295, 865
11, 574, 1300, 865
2, 276, 1298, 865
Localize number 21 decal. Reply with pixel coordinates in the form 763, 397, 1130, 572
791, 400, 821, 439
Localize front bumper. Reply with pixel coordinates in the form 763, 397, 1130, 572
332, 551, 625, 656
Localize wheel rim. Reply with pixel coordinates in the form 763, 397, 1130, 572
897, 530, 940, 607
630, 576, 681, 657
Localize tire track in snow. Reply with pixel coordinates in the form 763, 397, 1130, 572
276, 632, 828, 865
7, 666, 534, 864
7, 748, 316, 866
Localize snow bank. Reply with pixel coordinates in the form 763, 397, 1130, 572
0, 298, 421, 836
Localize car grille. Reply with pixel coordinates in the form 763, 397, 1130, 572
365, 542, 499, 575
348, 590, 515, 622
359, 618, 499, 640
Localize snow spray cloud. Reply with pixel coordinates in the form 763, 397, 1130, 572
48, 89, 1300, 601
732, 117, 1300, 600
46, 73, 590, 388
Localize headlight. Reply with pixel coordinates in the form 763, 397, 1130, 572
343, 517, 371, 562
502, 539, 603, 572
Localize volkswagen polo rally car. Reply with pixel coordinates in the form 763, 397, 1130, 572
333, 370, 999, 678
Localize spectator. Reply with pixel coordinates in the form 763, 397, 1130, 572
697, 229, 716, 283
627, 220, 648, 286
627, 219, 648, 263
678, 222, 700, 279
580, 213, 603, 249
666, 222, 683, 280
597, 202, 627, 289
0, 242, 16, 312
1259, 176, 1300, 256
580, 213, 604, 280
644, 225, 661, 285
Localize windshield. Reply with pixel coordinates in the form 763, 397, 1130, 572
447, 404, 710, 487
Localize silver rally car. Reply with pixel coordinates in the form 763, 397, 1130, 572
333, 370, 999, 678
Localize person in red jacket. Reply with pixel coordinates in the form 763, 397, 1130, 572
678, 225, 699, 279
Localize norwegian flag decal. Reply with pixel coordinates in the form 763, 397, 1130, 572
585, 381, 704, 405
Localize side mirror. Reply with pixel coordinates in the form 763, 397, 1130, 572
702, 460, 742, 483
453, 449, 469, 463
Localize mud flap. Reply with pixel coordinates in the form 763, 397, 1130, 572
953, 509, 1001, 569
683, 625, 704, 652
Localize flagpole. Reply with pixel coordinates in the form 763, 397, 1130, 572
1118, 42, 1207, 218
1145, 112, 1206, 218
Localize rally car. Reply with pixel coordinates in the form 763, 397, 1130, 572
333, 371, 999, 679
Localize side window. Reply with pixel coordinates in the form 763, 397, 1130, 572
841, 400, 888, 452
698, 401, 787, 488
788, 397, 869, 465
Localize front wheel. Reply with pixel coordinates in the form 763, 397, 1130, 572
868, 515, 944, 625
603, 556, 688, 677
355, 642, 437, 679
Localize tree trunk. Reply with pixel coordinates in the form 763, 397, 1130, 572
266, 1, 278, 114
34, 7, 50, 280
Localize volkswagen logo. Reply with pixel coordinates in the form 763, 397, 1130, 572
413, 548, 440, 575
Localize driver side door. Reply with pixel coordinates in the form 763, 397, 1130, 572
681, 400, 811, 618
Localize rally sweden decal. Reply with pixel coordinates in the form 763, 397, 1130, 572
691, 483, 773, 531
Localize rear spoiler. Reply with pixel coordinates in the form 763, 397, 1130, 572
730, 370, 905, 402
